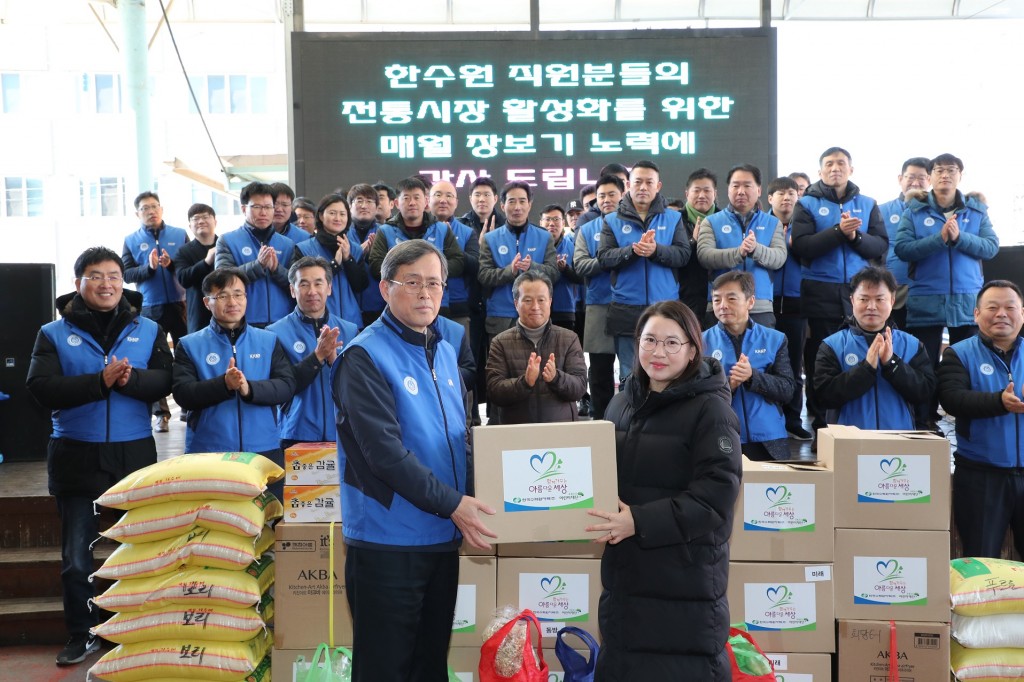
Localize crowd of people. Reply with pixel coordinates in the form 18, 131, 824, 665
26, 148, 1024, 680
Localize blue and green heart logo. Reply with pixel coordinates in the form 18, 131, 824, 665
879, 457, 907, 481
766, 585, 792, 608
876, 559, 903, 581
540, 575, 567, 599
530, 451, 563, 481
765, 485, 792, 509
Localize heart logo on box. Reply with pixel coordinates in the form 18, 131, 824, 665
540, 575, 565, 598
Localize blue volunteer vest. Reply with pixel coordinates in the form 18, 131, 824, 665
355, 224, 386, 314
822, 328, 920, 430
904, 201, 989, 296
295, 234, 365, 329
178, 323, 283, 453
950, 336, 1024, 468
798, 194, 877, 284
552, 234, 579, 314
772, 223, 802, 299
878, 198, 910, 285
483, 224, 552, 318
702, 323, 788, 443
123, 224, 188, 306
219, 226, 295, 325
603, 209, 682, 305
579, 219, 612, 305
704, 209, 779, 302
40, 316, 160, 442
447, 219, 474, 306
339, 315, 467, 546
267, 308, 358, 442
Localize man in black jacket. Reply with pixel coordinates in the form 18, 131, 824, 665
27, 246, 172, 667
173, 203, 219, 333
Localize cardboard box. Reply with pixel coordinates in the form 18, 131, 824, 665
273, 522, 352, 648
283, 485, 342, 523
731, 457, 835, 562
452, 556, 497, 647
460, 541, 497, 556
284, 442, 340, 485
497, 558, 602, 638
838, 619, 949, 682
764, 652, 833, 681
833, 529, 950, 622
497, 540, 604, 559
448, 647, 480, 682
816, 425, 950, 531
727, 562, 835, 653
472, 421, 618, 543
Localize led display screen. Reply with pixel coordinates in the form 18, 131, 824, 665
292, 29, 776, 209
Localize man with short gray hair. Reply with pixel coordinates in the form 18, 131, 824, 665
485, 271, 588, 424
332, 240, 496, 682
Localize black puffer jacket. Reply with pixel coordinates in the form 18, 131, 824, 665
596, 357, 741, 682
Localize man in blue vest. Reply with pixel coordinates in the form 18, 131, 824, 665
574, 174, 623, 420
598, 160, 691, 384
540, 204, 583, 331
878, 157, 930, 330
347, 183, 387, 327
895, 153, 1000, 431
478, 180, 560, 335
814, 266, 935, 431
696, 164, 786, 329
122, 191, 188, 431
939, 280, 1024, 558
790, 147, 888, 445
215, 181, 296, 327
367, 177, 466, 295
27, 246, 172, 666
768, 176, 813, 440
268, 256, 358, 448
679, 168, 719, 325
333, 240, 496, 682
172, 267, 296, 499
703, 271, 794, 461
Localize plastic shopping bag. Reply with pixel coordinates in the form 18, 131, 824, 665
479, 609, 549, 682
555, 626, 599, 682
727, 627, 776, 681
293, 643, 353, 682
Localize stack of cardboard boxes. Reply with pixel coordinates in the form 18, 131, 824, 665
820, 425, 952, 681
727, 456, 836, 680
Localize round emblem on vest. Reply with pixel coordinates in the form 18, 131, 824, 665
845, 353, 859, 366
593, 233, 600, 241
139, 243, 149, 251
818, 207, 829, 216
718, 437, 734, 454
241, 246, 254, 257
889, 214, 900, 224
497, 245, 509, 256
721, 225, 732, 234
980, 363, 995, 376
622, 225, 633, 234
923, 217, 936, 227
206, 352, 221, 365
404, 376, 419, 395
66, 334, 82, 347
711, 349, 723, 361
293, 341, 306, 354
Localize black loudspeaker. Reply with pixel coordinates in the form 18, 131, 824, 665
985, 245, 1024, 294
0, 263, 57, 462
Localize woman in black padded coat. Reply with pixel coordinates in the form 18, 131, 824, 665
587, 299, 742, 681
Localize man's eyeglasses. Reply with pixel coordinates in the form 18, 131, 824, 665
82, 274, 123, 284
247, 204, 274, 212
207, 292, 247, 302
638, 336, 689, 354
137, 204, 160, 213
388, 280, 446, 295
931, 166, 961, 177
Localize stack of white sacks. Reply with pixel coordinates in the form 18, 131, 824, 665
950, 557, 1024, 681
86, 453, 284, 682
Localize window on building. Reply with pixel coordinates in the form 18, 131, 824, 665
80, 177, 126, 217
186, 75, 269, 115
190, 187, 241, 218
78, 73, 123, 114
1, 74, 20, 114
3, 177, 44, 217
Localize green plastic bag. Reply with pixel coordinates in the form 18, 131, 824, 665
294, 643, 353, 682
727, 626, 775, 681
